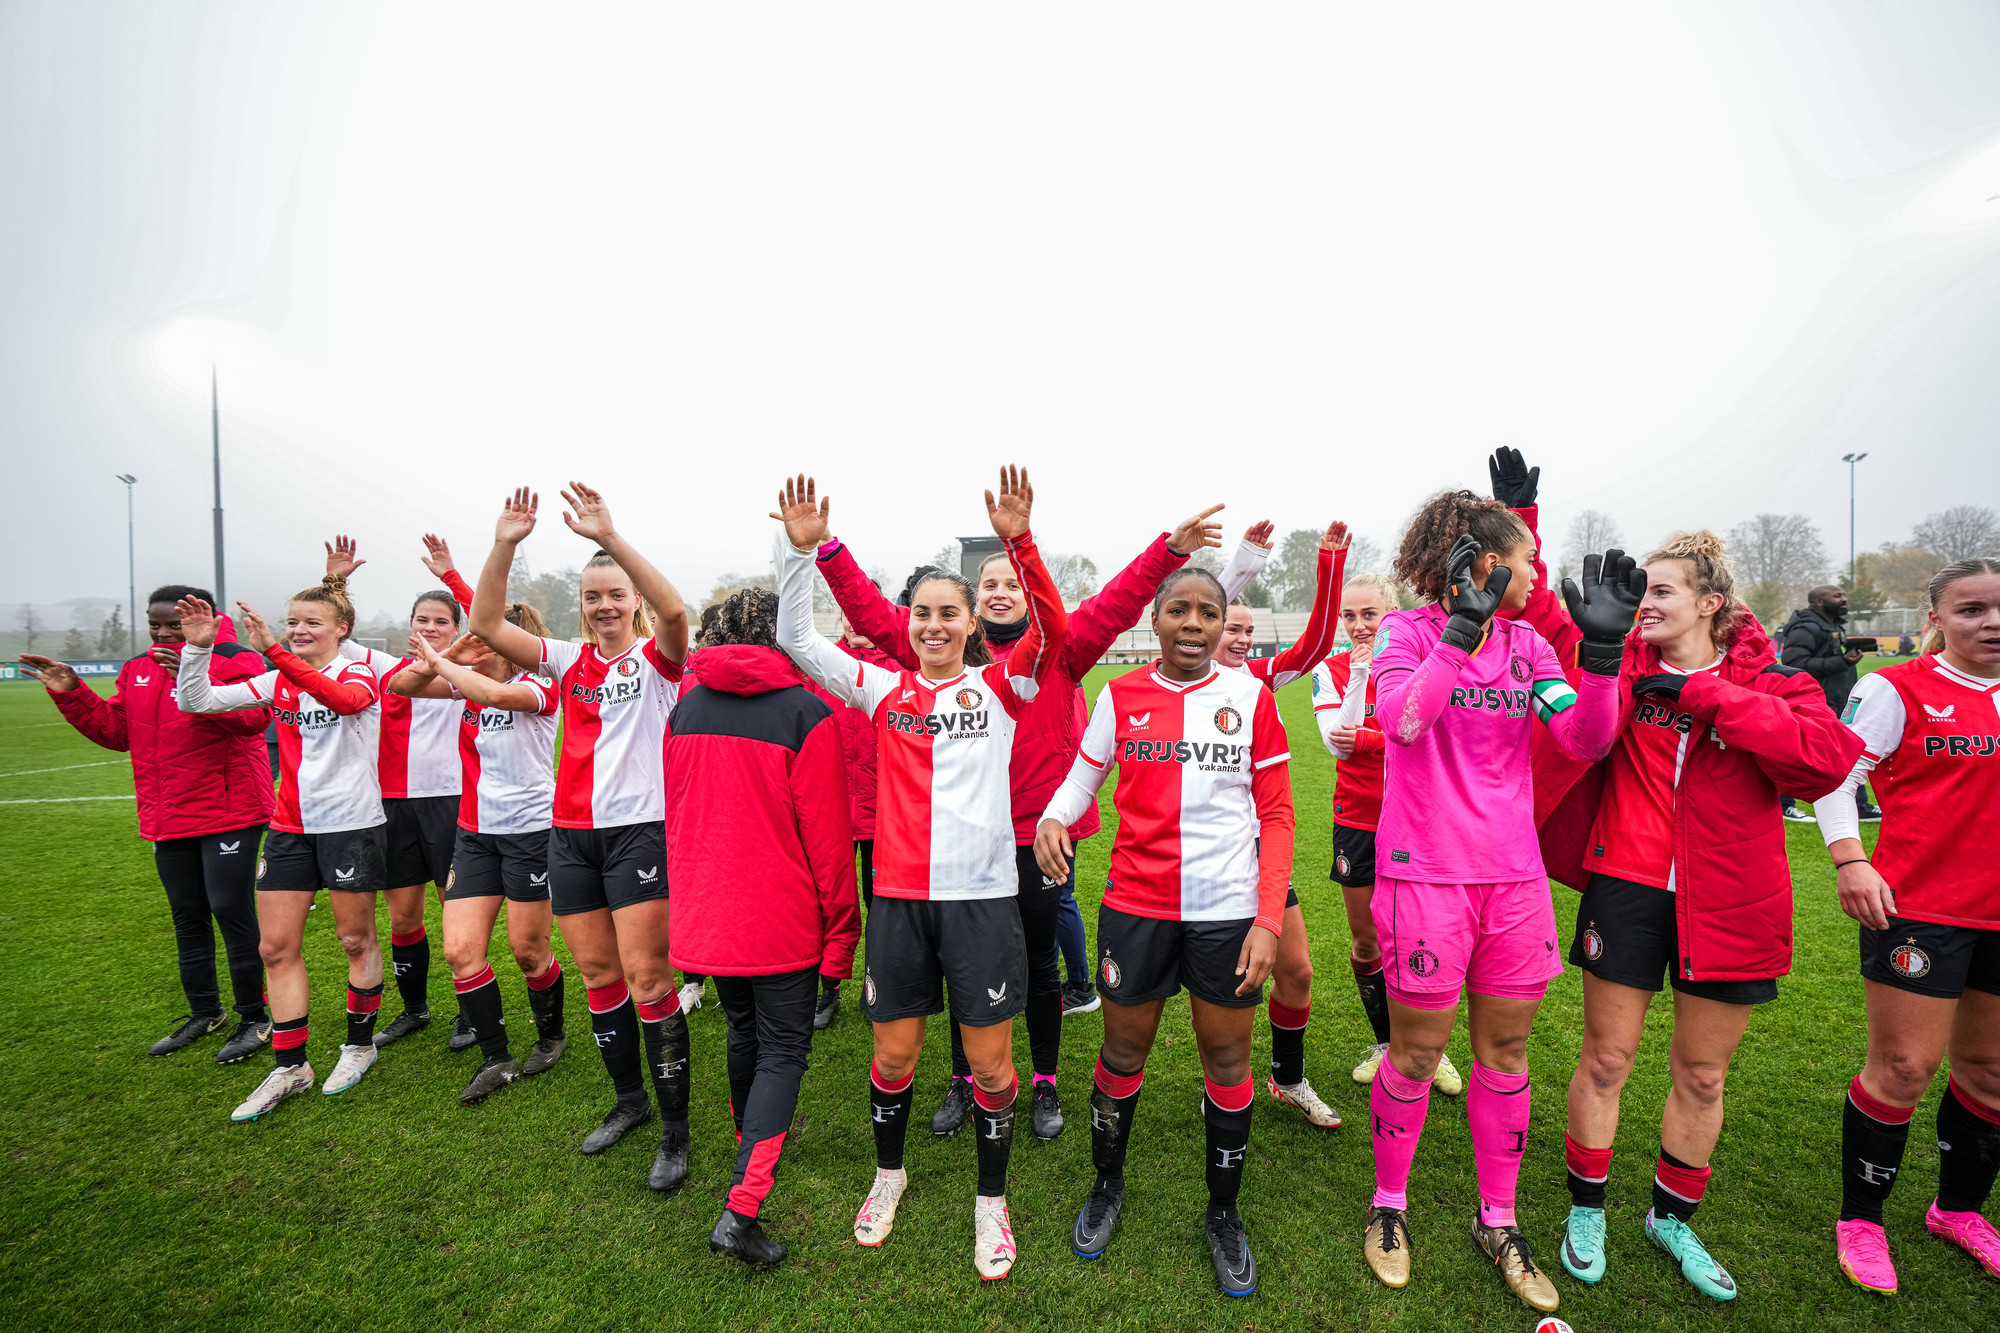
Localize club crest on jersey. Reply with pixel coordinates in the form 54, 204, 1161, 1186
1842, 696, 1862, 724
1510, 655, 1531, 683
955, 687, 985, 711
1889, 940, 1931, 979
1100, 953, 1122, 990
1582, 929, 1604, 962
1336, 852, 1352, 878
1213, 705, 1243, 736
1406, 942, 1440, 979
864, 970, 877, 1007
616, 657, 640, 677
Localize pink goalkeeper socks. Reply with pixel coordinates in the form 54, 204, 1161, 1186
1369, 1058, 1434, 1210
1468, 1060, 1531, 1227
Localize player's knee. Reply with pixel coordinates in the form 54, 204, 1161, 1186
1871, 1050, 1942, 1103
509, 945, 551, 977
1671, 1058, 1727, 1107
1583, 1041, 1638, 1092
258, 935, 299, 969
334, 928, 373, 959
441, 935, 483, 975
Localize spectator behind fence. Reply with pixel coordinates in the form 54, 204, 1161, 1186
1778, 585, 1881, 822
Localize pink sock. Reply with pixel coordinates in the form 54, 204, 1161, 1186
1468, 1060, 1531, 1227
1369, 1059, 1433, 1210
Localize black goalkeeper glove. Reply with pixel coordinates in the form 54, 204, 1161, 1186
1488, 447, 1540, 509
1560, 548, 1645, 676
1438, 533, 1513, 653
1631, 673, 1685, 703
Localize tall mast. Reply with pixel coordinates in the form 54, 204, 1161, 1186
211, 365, 226, 608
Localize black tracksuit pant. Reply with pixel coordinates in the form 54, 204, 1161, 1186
152, 823, 267, 1019
715, 968, 818, 1218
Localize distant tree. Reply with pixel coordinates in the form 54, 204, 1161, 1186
1912, 506, 1998, 563
706, 572, 779, 609
1561, 509, 1626, 582
928, 542, 961, 579
1858, 542, 1944, 609
1344, 535, 1386, 577
62, 625, 90, 657
15, 605, 41, 653
96, 605, 126, 656
1263, 528, 1325, 611
1043, 553, 1100, 603
507, 554, 581, 638
1838, 571, 1886, 619
1728, 513, 1827, 624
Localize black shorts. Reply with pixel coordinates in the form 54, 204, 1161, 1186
258, 825, 388, 894
1329, 825, 1378, 888
861, 895, 1027, 1027
384, 795, 459, 887
1861, 916, 2000, 1000
1569, 874, 1776, 1006
1095, 904, 1263, 1010
446, 829, 553, 903
548, 822, 668, 916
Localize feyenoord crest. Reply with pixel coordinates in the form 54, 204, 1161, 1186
256, 857, 267, 881
1890, 939, 1931, 979
864, 970, 878, 1006
1582, 928, 1604, 962
1510, 655, 1532, 683
1336, 851, 1352, 878
446, 868, 456, 893
1406, 942, 1440, 979
955, 687, 984, 711
1213, 705, 1243, 736
617, 657, 640, 677
1101, 953, 1123, 990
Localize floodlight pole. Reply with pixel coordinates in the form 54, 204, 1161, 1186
211, 366, 226, 609
1841, 452, 1868, 585
116, 474, 137, 657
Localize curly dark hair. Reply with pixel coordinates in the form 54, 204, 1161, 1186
910, 570, 993, 667
702, 587, 780, 650
1393, 489, 1533, 601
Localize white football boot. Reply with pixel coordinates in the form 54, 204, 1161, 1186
322, 1042, 378, 1095
231, 1063, 314, 1121
853, 1168, 908, 1247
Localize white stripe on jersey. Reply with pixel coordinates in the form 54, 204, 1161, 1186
455, 673, 559, 835
540, 636, 681, 829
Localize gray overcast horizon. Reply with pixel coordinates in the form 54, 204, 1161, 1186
2, 1, 1997, 627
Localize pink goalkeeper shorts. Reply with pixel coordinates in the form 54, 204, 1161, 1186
1371, 876, 1563, 1009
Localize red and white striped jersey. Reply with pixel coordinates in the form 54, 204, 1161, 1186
1310, 652, 1386, 830
453, 672, 560, 835
776, 532, 1067, 901
379, 658, 463, 800
540, 636, 682, 830
1043, 663, 1294, 930
176, 643, 385, 835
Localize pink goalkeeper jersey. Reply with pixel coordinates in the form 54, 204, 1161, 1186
1371, 602, 1618, 884
539, 636, 683, 830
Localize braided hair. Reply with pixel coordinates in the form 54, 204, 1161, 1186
1393, 489, 1532, 602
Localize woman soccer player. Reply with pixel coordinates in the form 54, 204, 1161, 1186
816, 501, 1222, 1141
1214, 519, 1355, 1129
665, 587, 863, 1266
388, 607, 568, 1106
1358, 492, 1635, 1314
467, 484, 693, 1191
773, 467, 1067, 1281
1819, 557, 2000, 1294
23, 586, 274, 1063
1308, 571, 1470, 1094
325, 534, 479, 1051
175, 579, 392, 1119
1036, 565, 1295, 1296
1533, 531, 1859, 1299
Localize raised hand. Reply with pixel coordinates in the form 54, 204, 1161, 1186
18, 653, 80, 692
770, 474, 832, 550
175, 597, 221, 649
1561, 548, 1645, 675
1167, 504, 1226, 557
984, 464, 1034, 541
559, 481, 616, 545
1320, 519, 1352, 552
420, 533, 455, 578
1438, 534, 1512, 652
1242, 520, 1275, 551
235, 602, 279, 654
496, 487, 538, 544
1488, 447, 1539, 509
324, 535, 365, 580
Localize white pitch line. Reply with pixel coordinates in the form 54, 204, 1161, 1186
0, 760, 124, 778
0, 795, 133, 804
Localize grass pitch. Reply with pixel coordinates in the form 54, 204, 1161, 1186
1, 663, 1993, 1331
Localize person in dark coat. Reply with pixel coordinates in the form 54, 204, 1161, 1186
1779, 586, 1880, 821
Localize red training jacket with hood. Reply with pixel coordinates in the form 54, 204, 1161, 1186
816, 533, 1191, 844
664, 644, 861, 978
1535, 613, 1862, 981
48, 615, 275, 841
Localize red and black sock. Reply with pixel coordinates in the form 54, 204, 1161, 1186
1351, 953, 1391, 1046
455, 964, 509, 1061
586, 980, 646, 1105
345, 982, 383, 1047
1090, 1056, 1145, 1182
1937, 1077, 2000, 1215
972, 1077, 1019, 1197
524, 958, 564, 1041
637, 991, 689, 1130
1841, 1075, 1913, 1224
870, 1063, 916, 1170
1565, 1134, 1612, 1209
272, 1015, 309, 1069
1269, 999, 1309, 1086
389, 928, 430, 1015
1652, 1147, 1711, 1223
1203, 1076, 1255, 1209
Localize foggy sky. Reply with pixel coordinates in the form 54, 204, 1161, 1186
2, 1, 1997, 628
